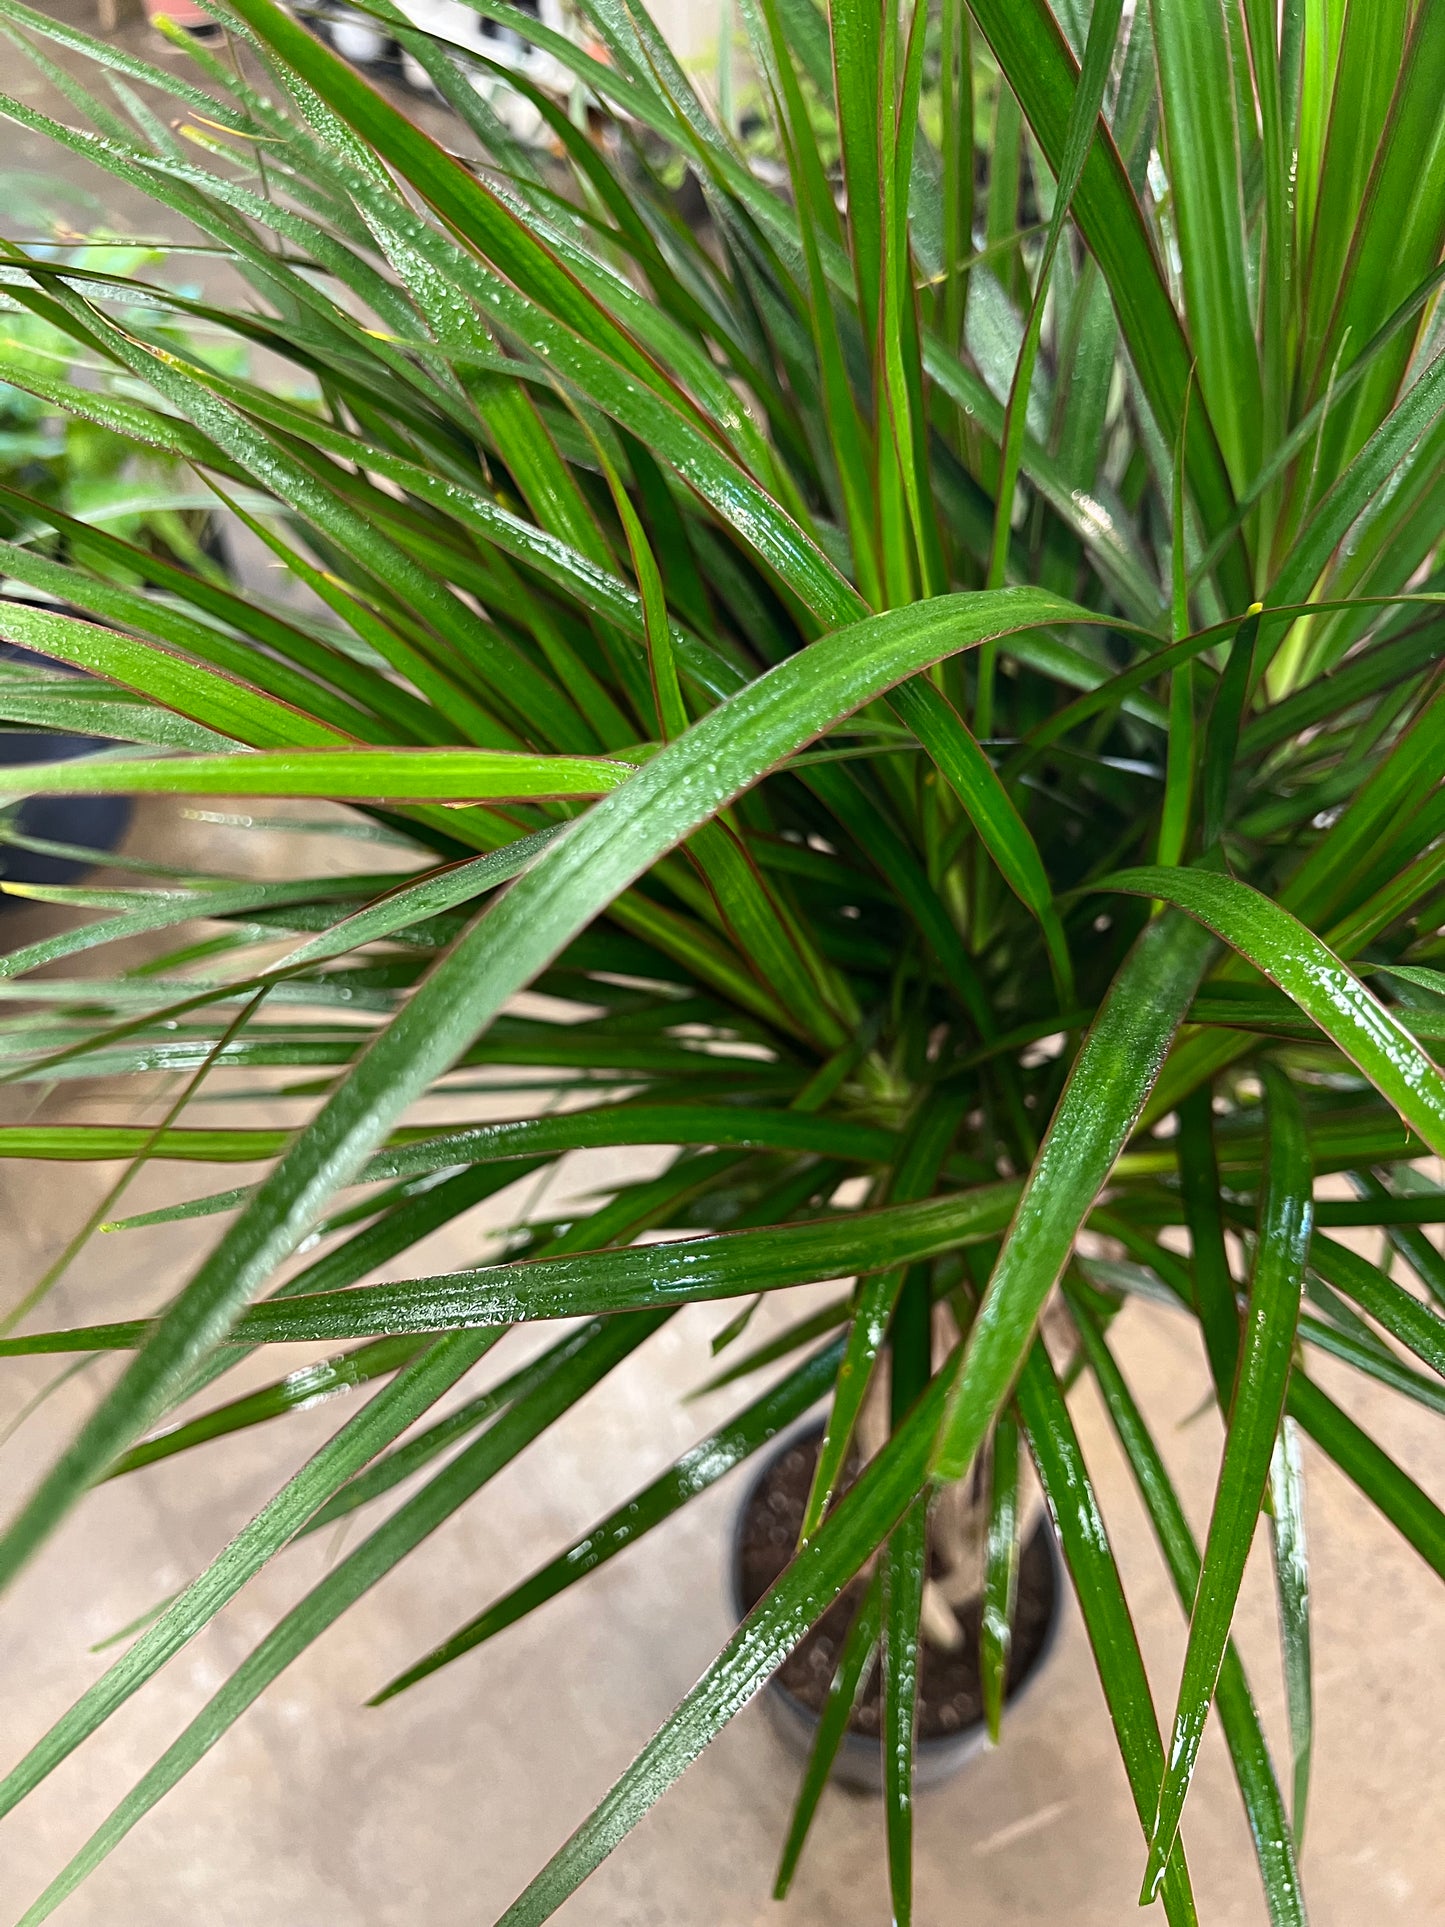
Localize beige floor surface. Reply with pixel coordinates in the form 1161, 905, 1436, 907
2, 1066, 1443, 1927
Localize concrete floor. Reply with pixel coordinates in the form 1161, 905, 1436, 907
1, 5, 1444, 1923
2, 1073, 1443, 1927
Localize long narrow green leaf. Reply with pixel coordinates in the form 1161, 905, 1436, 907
984, 0, 1125, 598
292, 1339, 574, 1541
889, 677, 1073, 998
8, 285, 545, 750
0, 682, 231, 752
980, 1411, 1020, 1743
692, 1297, 853, 1398
1360, 1174, 1445, 1311
12, 1314, 659, 1925
1297, 0, 1409, 391
1200, 606, 1263, 847
106, 1161, 554, 1473
1159, 385, 1197, 869
493, 1361, 953, 1927
1300, 1313, 1445, 1420
0, 596, 345, 748
106, 1337, 424, 1477
1145, 1065, 1312, 1897
773, 1565, 882, 1899
881, 1492, 927, 1927
1286, 1373, 1445, 1579
196, 0, 865, 635
0, 1181, 1022, 1354
0, 479, 431, 739
1177, 1086, 1239, 1402
1304, 1230, 1445, 1381
0, 1125, 298, 1163
1014, 1340, 1198, 1925
0, 747, 635, 802
932, 908, 1213, 1482
0, 586, 1097, 1591
1101, 868, 1445, 1154
371, 1334, 845, 1702
829, 0, 883, 348
265, 833, 559, 972
756, 0, 879, 603
1152, 0, 1262, 488
98, 1105, 896, 1230
1268, 1417, 1312, 1849
0, 875, 387, 983
967, 0, 1241, 575
800, 1090, 970, 1541
1067, 1288, 1307, 1927
0, 1327, 502, 1828
1270, 348, 1445, 613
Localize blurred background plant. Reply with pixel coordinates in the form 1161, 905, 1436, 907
0, 171, 244, 571
0, 165, 254, 885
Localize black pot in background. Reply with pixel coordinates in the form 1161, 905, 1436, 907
730, 1421, 1064, 1794
0, 634, 133, 895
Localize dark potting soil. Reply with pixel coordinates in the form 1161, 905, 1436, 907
736, 1426, 1056, 1743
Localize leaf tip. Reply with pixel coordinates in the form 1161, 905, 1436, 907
1138, 1839, 1167, 1905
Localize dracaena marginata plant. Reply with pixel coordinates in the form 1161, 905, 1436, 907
0, 0, 1442, 1919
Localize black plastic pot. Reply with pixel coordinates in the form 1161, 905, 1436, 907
0, 633, 133, 894
731, 1421, 1064, 1794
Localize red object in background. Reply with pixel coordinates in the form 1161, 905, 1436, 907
143, 0, 220, 31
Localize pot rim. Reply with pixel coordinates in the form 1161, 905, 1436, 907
728, 1417, 1066, 1764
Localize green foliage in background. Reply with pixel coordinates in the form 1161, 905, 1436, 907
0, 170, 246, 575
0, 0, 1443, 1919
